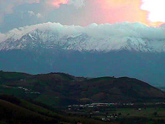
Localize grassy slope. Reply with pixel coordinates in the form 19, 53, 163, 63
0, 71, 164, 107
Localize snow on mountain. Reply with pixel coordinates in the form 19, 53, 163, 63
0, 22, 165, 52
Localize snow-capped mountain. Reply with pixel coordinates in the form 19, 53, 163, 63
0, 22, 165, 87
0, 22, 165, 52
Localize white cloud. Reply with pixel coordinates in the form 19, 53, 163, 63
28, 11, 42, 18
28, 11, 35, 16
2, 22, 165, 40
36, 13, 42, 18
141, 0, 165, 22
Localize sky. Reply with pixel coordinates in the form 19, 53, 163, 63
0, 0, 165, 32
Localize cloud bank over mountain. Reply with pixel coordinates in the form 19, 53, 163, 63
0, 22, 165, 52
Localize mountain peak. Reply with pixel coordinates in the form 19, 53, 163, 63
0, 22, 165, 52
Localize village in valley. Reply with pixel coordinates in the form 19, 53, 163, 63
64, 102, 165, 122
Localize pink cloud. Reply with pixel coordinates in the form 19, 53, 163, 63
47, 0, 69, 8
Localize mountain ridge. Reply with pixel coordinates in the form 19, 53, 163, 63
0, 22, 165, 86
0, 22, 165, 52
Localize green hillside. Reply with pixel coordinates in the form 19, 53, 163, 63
0, 71, 164, 107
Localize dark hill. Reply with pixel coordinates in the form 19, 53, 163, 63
0, 95, 109, 124
0, 95, 58, 124
0, 71, 164, 107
